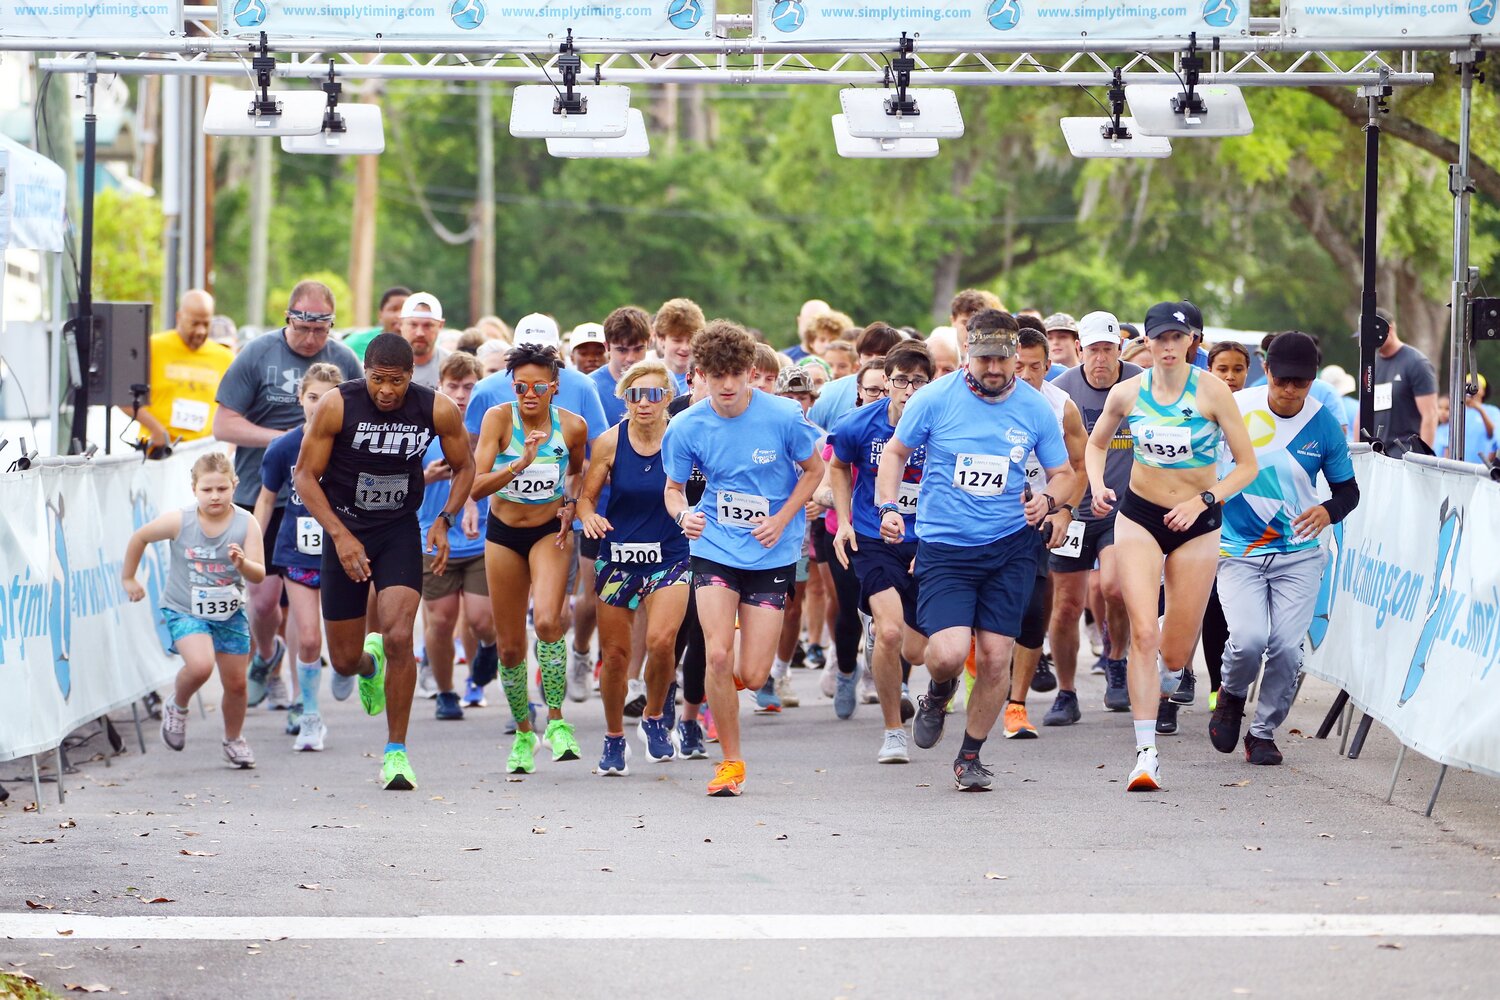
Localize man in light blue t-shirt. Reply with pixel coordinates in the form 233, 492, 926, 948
876, 310, 1077, 792
1210, 332, 1359, 767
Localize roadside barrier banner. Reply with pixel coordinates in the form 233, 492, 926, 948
1284, 0, 1500, 40
1304, 451, 1500, 779
217, 0, 716, 42
751, 0, 1249, 42
0, 1, 183, 40
0, 446, 205, 762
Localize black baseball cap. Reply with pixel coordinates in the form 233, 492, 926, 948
1265, 331, 1321, 381
1177, 300, 1204, 336
1119, 322, 1141, 340
1143, 302, 1194, 340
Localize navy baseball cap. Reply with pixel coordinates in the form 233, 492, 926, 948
1143, 302, 1194, 340
1177, 300, 1204, 335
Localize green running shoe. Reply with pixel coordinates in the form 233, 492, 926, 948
544, 719, 582, 762
382, 749, 417, 791
359, 633, 387, 717
507, 730, 540, 774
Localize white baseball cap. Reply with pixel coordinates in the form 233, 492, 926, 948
569, 322, 606, 350
514, 313, 561, 350
1078, 311, 1122, 348
399, 291, 444, 322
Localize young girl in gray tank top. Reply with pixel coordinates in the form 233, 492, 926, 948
122, 452, 268, 769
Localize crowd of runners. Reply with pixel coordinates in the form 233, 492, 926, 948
121, 281, 1364, 796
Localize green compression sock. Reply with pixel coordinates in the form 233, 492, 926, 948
537, 638, 567, 710
500, 664, 529, 724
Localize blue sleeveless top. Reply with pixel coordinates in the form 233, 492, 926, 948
1127, 367, 1222, 470
494, 402, 567, 505
599, 421, 689, 569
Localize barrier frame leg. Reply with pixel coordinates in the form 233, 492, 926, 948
1338, 701, 1355, 756
196, 692, 207, 720
1425, 764, 1449, 818
55, 745, 66, 804
1347, 714, 1376, 760
1386, 744, 1407, 803
1316, 689, 1349, 739
131, 702, 148, 754
30, 755, 43, 814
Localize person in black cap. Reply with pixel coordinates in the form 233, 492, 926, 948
1081, 301, 1258, 792
1210, 331, 1359, 765
1176, 300, 1210, 370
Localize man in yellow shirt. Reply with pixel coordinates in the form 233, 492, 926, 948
124, 290, 233, 454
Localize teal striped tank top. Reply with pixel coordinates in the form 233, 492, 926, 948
1127, 367, 1222, 469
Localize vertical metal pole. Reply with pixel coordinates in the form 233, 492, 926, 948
131, 701, 147, 753
55, 746, 65, 804
1446, 51, 1478, 453
1386, 744, 1407, 803
1425, 764, 1449, 818
30, 755, 44, 814
476, 80, 496, 320
162, 75, 182, 309
1356, 72, 1390, 446
191, 77, 208, 291
67, 58, 99, 456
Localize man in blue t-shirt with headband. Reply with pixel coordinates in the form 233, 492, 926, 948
876, 309, 1078, 791
1210, 331, 1359, 766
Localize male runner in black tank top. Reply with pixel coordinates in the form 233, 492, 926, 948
295, 333, 474, 791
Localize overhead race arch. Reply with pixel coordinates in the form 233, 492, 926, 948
215, 0, 717, 41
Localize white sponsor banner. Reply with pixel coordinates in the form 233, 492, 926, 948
0, 0, 182, 39
753, 0, 1247, 41
1304, 452, 1500, 779
218, 0, 715, 41
1285, 0, 1498, 39
0, 444, 209, 762
0, 135, 68, 254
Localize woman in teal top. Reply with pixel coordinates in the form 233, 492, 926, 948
1084, 302, 1258, 793
472, 343, 588, 776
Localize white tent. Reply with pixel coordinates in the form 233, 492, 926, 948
0, 133, 67, 254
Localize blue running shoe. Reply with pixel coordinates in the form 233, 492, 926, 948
661, 680, 679, 731
1103, 658, 1130, 712
246, 637, 285, 708
596, 734, 630, 776
676, 719, 707, 759
835, 669, 858, 720
435, 691, 464, 720
755, 677, 782, 714
638, 716, 677, 762
463, 678, 487, 708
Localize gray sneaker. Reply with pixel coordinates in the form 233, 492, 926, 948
330, 669, 356, 702
953, 753, 994, 791
1043, 689, 1082, 726
568, 650, 592, 703
877, 729, 910, 764
246, 637, 286, 708
222, 738, 256, 769
834, 669, 859, 720
1103, 658, 1131, 712
416, 663, 439, 700
160, 702, 188, 751
912, 684, 950, 750
264, 674, 293, 711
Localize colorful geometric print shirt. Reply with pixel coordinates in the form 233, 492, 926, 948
1219, 385, 1355, 557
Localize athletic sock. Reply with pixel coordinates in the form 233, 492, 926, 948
771, 656, 790, 680
900, 657, 912, 684
960, 732, 985, 757
297, 659, 322, 715
500, 663, 529, 724
1134, 720, 1156, 751
928, 676, 959, 703
384, 742, 405, 754
537, 638, 567, 709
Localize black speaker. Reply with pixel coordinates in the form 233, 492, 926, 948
1471, 297, 1500, 342
69, 302, 153, 408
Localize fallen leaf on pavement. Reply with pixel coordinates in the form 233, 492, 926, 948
1318, 833, 1335, 839
178, 850, 216, 857
1221, 780, 1251, 787
141, 898, 174, 904
57, 930, 74, 936
25, 900, 54, 910
59, 819, 77, 829
461, 847, 482, 852
1243, 845, 1262, 851
297, 883, 322, 891
22, 838, 56, 845
532, 828, 547, 835
1378, 942, 1403, 950
64, 983, 110, 992
984, 873, 1008, 880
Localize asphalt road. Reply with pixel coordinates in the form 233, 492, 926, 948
4, 660, 1500, 1000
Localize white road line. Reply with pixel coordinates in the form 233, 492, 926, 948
4, 914, 1500, 941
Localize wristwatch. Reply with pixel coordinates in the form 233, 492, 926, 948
437, 510, 456, 528
674, 509, 689, 527
878, 502, 902, 518
1199, 490, 1218, 508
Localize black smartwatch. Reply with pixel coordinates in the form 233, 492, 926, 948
1199, 490, 1218, 508
437, 510, 456, 528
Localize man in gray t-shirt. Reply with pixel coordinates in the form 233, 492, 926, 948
1043, 311, 1144, 725
1371, 314, 1438, 447
399, 291, 449, 390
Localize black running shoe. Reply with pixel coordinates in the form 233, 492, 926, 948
1155, 699, 1179, 735
1209, 690, 1247, 754
1244, 733, 1283, 765
1169, 668, 1197, 705
1031, 654, 1058, 693
953, 753, 994, 791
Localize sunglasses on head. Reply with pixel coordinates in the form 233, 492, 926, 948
513, 380, 552, 397
624, 386, 666, 403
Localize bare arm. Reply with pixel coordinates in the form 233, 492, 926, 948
121, 510, 183, 597
1416, 392, 1438, 448
1060, 400, 1088, 509
231, 515, 267, 585
120, 404, 169, 447
433, 395, 475, 520
1086, 378, 1137, 512
213, 405, 284, 449
576, 425, 619, 527
292, 391, 348, 542
470, 406, 520, 502
874, 435, 914, 509
251, 486, 277, 536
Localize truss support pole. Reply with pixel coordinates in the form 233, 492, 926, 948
1446, 49, 1480, 451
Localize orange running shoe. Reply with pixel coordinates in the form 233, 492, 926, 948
1003, 701, 1038, 740
733, 670, 746, 692
707, 758, 746, 797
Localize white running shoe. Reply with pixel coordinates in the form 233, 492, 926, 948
775, 674, 800, 708
416, 663, 439, 700
293, 713, 326, 752
160, 702, 188, 751
222, 738, 256, 769
1128, 746, 1161, 792
264, 674, 293, 711
820, 666, 837, 700
569, 649, 593, 703
1087, 618, 1105, 657
877, 729, 910, 764
858, 668, 879, 705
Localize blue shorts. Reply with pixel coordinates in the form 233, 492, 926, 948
852, 534, 921, 632
915, 527, 1039, 638
162, 608, 252, 656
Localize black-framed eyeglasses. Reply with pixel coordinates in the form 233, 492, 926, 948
513, 380, 553, 397
860, 384, 888, 396
624, 386, 666, 403
889, 375, 929, 390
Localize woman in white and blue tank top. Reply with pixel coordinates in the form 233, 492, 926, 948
1083, 302, 1259, 793
471, 342, 589, 776
121, 452, 267, 770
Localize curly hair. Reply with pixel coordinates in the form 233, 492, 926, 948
692, 319, 758, 377
654, 298, 705, 342
949, 288, 1002, 325
506, 342, 562, 377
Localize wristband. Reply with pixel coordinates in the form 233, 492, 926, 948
437, 510, 456, 527
506, 461, 520, 478
878, 502, 902, 518
675, 509, 688, 527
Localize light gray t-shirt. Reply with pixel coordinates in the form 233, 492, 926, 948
1051, 361, 1144, 521
162, 506, 252, 617
214, 329, 363, 505
1373, 344, 1436, 445
411, 348, 450, 391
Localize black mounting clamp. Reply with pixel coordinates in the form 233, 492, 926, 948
1102, 66, 1131, 141
320, 62, 346, 134
1171, 32, 1210, 117
884, 32, 920, 117
553, 29, 588, 116
248, 31, 281, 118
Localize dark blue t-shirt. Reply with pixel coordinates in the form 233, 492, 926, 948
829, 398, 924, 542
260, 425, 320, 570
